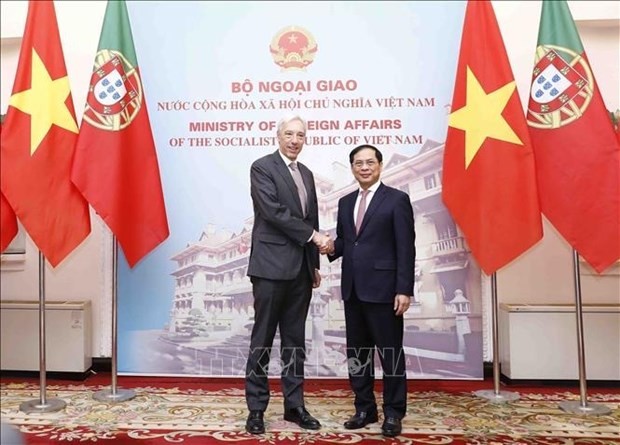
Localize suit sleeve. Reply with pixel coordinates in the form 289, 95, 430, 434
250, 161, 314, 246
394, 192, 416, 295
328, 198, 344, 262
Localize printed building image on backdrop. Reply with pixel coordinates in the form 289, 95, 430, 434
165, 141, 481, 378
116, 1, 483, 379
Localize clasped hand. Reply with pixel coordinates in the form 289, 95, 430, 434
312, 232, 334, 255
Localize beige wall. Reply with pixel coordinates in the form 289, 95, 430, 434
1, 1, 619, 358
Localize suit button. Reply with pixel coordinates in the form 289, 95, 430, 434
354, 242, 358, 246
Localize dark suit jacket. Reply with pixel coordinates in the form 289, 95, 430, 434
330, 183, 415, 302
247, 150, 319, 280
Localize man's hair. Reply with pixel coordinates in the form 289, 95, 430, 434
349, 144, 383, 164
276, 115, 307, 135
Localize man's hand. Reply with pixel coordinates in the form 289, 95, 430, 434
313, 269, 321, 288
312, 231, 331, 250
319, 238, 335, 255
394, 294, 411, 316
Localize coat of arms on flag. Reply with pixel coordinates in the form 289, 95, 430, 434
527, 46, 592, 129
72, 0, 169, 268
526, 0, 620, 273
83, 51, 142, 131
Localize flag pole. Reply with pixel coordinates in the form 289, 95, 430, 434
19, 251, 66, 413
474, 272, 519, 403
558, 250, 610, 415
93, 237, 135, 402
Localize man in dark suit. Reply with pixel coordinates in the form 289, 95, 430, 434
325, 144, 415, 438
245, 115, 330, 435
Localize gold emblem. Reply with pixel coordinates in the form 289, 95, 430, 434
82, 49, 143, 131
527, 45, 594, 130
269, 26, 318, 71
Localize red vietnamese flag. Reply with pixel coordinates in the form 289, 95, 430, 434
527, 1, 620, 273
1, 123, 19, 253
1, 190, 18, 253
442, 0, 543, 275
72, 0, 169, 267
0, 0, 90, 266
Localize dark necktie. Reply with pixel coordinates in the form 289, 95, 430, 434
355, 190, 368, 234
289, 162, 308, 216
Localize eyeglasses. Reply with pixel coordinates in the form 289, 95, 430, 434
352, 160, 378, 168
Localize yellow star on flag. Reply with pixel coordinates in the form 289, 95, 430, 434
9, 48, 78, 155
449, 66, 522, 168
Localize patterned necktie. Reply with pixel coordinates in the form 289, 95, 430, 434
289, 162, 308, 216
355, 190, 369, 234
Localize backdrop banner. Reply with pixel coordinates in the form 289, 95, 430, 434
118, 1, 483, 379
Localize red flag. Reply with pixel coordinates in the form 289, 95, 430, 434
0, 123, 19, 253
72, 0, 169, 267
0, 0, 90, 266
527, 1, 620, 273
1, 192, 18, 253
442, 0, 543, 275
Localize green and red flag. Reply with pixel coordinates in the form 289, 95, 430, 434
443, 0, 543, 275
0, 0, 90, 265
72, 0, 169, 267
527, 0, 620, 273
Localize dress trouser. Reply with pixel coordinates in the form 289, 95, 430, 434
245, 261, 312, 412
344, 291, 407, 419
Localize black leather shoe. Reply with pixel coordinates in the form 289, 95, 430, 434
343, 411, 379, 429
245, 410, 265, 434
381, 417, 402, 437
283, 406, 321, 430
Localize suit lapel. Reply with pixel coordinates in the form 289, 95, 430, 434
345, 191, 357, 235
357, 183, 386, 237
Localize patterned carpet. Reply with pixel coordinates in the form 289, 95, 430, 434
1, 381, 619, 444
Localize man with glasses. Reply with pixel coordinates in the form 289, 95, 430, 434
323, 144, 415, 438
245, 115, 330, 434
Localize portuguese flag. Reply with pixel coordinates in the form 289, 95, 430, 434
72, 0, 169, 267
0, 0, 90, 266
443, 0, 542, 275
527, 1, 620, 273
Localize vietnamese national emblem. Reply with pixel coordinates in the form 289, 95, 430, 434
269, 26, 318, 71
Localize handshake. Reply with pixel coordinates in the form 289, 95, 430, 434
312, 231, 335, 255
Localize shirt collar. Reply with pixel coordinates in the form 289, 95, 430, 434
279, 151, 296, 167
359, 181, 381, 195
